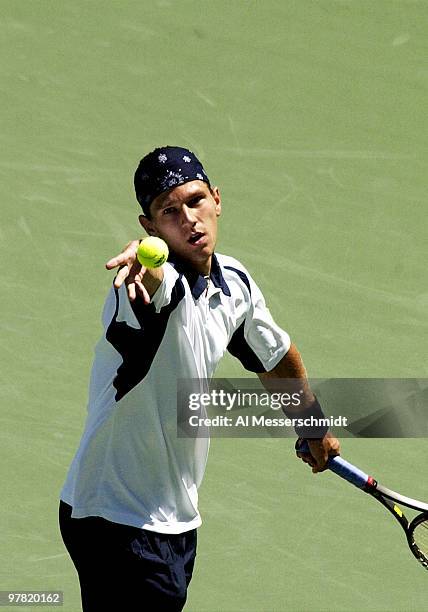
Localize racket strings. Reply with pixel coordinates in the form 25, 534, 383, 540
412, 518, 428, 559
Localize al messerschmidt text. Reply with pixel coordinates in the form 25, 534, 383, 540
188, 415, 348, 427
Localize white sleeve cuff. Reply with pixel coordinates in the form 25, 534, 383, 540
262, 330, 291, 371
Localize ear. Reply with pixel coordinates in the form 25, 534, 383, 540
139, 214, 158, 236
211, 186, 222, 217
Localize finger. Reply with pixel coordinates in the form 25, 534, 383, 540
106, 241, 139, 269
113, 266, 130, 288
135, 280, 151, 304
124, 259, 144, 301
127, 281, 136, 302
294, 438, 305, 452
312, 452, 329, 472
328, 440, 341, 456
106, 247, 133, 270
106, 255, 125, 270
297, 452, 316, 468
296, 451, 312, 460
127, 280, 150, 304
312, 463, 328, 474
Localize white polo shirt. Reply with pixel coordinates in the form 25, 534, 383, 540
60, 253, 290, 534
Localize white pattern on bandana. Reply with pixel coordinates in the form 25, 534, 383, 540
161, 170, 185, 190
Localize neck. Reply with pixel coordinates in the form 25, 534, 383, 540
194, 256, 211, 276
168, 251, 213, 276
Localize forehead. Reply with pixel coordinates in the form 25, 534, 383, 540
150, 180, 210, 212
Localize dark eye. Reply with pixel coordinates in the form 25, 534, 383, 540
188, 196, 203, 207
163, 207, 176, 215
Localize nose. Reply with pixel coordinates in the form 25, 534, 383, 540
181, 204, 197, 226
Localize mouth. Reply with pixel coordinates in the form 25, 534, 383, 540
188, 232, 205, 246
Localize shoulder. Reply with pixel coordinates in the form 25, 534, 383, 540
215, 253, 255, 295
216, 252, 247, 271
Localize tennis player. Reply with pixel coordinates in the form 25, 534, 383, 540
59, 146, 340, 611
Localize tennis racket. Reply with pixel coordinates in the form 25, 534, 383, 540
296, 439, 428, 570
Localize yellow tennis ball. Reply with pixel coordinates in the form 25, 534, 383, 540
136, 237, 169, 268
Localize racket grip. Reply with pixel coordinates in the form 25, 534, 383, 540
297, 440, 369, 489
327, 456, 369, 489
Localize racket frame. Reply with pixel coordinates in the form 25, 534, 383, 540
364, 480, 428, 569
296, 439, 428, 569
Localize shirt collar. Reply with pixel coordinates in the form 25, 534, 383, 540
168, 252, 231, 299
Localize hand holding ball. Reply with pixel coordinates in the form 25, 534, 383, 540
136, 237, 169, 268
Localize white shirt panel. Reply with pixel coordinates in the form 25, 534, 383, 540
61, 254, 290, 533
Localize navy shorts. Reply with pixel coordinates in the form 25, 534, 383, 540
59, 501, 197, 612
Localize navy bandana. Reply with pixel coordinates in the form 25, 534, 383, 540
134, 146, 211, 215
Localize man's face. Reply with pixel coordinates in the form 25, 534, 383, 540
139, 180, 221, 274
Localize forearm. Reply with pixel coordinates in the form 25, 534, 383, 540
140, 266, 164, 298
259, 343, 341, 470
258, 343, 327, 437
258, 343, 315, 408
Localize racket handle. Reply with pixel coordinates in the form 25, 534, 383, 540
327, 456, 369, 489
297, 440, 370, 489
